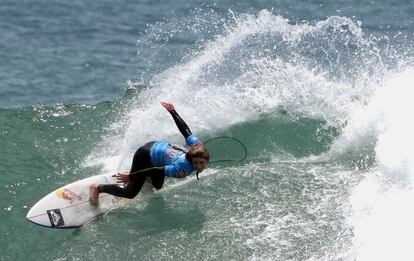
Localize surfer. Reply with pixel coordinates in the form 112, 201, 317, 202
89, 102, 209, 207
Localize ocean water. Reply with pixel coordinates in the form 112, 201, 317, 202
1, 0, 414, 260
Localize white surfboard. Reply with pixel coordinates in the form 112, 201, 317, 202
26, 172, 153, 229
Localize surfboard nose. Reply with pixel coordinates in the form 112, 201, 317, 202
26, 204, 45, 227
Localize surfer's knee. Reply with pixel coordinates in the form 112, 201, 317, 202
123, 191, 139, 199
152, 183, 163, 190
123, 186, 140, 199
151, 178, 164, 190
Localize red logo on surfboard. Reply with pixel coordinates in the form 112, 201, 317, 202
56, 188, 82, 202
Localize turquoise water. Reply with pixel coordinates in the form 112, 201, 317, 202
1, 1, 414, 260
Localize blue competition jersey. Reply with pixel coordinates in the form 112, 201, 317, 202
150, 135, 201, 177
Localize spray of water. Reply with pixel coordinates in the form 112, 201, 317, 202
82, 8, 413, 260
347, 69, 414, 261
86, 10, 382, 170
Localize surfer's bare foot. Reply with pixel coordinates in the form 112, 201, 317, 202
89, 184, 99, 208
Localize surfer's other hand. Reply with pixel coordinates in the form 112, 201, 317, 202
115, 172, 130, 183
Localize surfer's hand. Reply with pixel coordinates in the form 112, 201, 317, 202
161, 101, 175, 112
115, 172, 129, 183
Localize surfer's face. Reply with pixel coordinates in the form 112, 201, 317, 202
192, 157, 208, 173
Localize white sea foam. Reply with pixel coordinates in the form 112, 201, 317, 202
347, 69, 414, 261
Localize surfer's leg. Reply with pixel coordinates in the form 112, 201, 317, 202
98, 177, 146, 199
133, 141, 165, 189
131, 141, 155, 171
89, 179, 145, 207
150, 171, 165, 190
89, 142, 155, 206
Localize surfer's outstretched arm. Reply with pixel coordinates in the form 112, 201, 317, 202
161, 102, 192, 138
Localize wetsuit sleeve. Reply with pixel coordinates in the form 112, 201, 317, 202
169, 110, 192, 139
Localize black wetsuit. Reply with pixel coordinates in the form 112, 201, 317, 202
98, 109, 194, 199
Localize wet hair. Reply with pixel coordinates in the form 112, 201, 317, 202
185, 144, 210, 162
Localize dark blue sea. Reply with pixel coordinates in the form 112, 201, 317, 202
1, 1, 413, 260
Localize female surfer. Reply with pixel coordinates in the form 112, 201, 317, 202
89, 102, 209, 207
